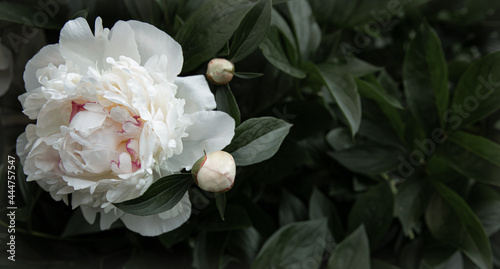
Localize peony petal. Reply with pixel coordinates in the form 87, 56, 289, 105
16, 124, 38, 167
23, 44, 64, 92
56, 186, 74, 195
59, 17, 101, 72
111, 153, 133, 174
69, 110, 108, 136
81, 205, 99, 224
175, 75, 216, 114
71, 191, 94, 209
78, 149, 117, 174
119, 192, 191, 236
59, 18, 141, 72
144, 54, 170, 84
25, 138, 60, 174
62, 175, 96, 190
105, 21, 141, 64
99, 209, 122, 230
126, 20, 183, 82
166, 111, 235, 171
36, 100, 71, 137
19, 88, 48, 119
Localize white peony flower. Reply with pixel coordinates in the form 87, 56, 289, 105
16, 17, 235, 236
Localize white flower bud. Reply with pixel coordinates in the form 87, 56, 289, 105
192, 151, 236, 193
206, 58, 234, 85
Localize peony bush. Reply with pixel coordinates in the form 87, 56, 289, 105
16, 17, 237, 236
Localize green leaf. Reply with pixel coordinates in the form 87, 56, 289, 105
235, 196, 277, 238
175, 0, 256, 72
269, 8, 296, 52
226, 227, 263, 265
268, 7, 302, 66
251, 219, 329, 269
437, 131, 500, 186
215, 85, 241, 126
448, 51, 500, 128
328, 58, 383, 78
114, 174, 192, 216
260, 26, 307, 78
0, 2, 61, 29
313, 64, 362, 136
309, 188, 345, 242
491, 231, 500, 268
313, 0, 427, 28
307, 0, 335, 24
224, 117, 292, 166
272, 0, 290, 4
403, 22, 449, 134
356, 78, 405, 142
233, 72, 264, 79
199, 204, 252, 232
371, 259, 401, 269
327, 225, 370, 269
229, 0, 272, 62
425, 181, 492, 269
279, 189, 307, 227
214, 192, 226, 221
420, 247, 464, 269
287, 0, 321, 60
399, 239, 424, 269
348, 181, 394, 247
469, 183, 500, 236
357, 78, 403, 109
124, 0, 161, 24
395, 177, 428, 238
193, 231, 230, 269
326, 127, 355, 151
328, 145, 405, 175
158, 222, 194, 248
377, 70, 402, 102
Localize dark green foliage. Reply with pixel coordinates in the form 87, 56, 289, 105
2, 0, 500, 268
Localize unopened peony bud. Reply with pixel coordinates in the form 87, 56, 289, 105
192, 151, 236, 193
206, 58, 234, 85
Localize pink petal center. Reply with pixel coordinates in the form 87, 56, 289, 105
69, 101, 86, 123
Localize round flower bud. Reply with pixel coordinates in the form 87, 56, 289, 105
206, 58, 234, 85
192, 151, 236, 193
